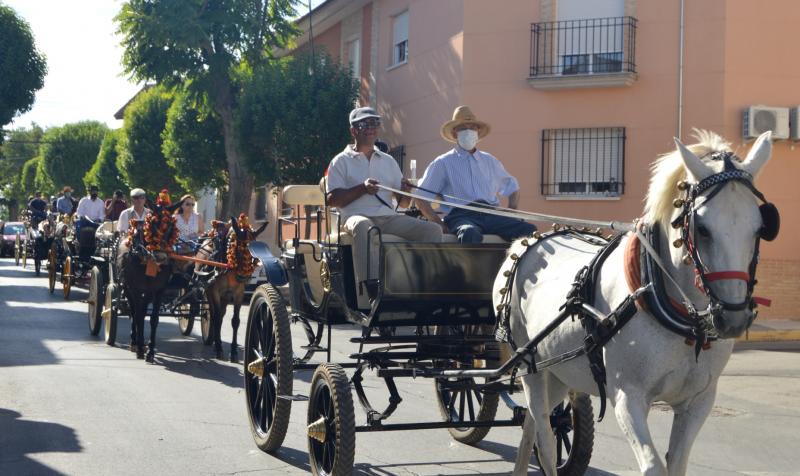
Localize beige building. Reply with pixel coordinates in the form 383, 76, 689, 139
291, 0, 800, 320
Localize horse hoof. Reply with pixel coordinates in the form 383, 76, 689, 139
136, 349, 145, 360
229, 352, 238, 363
145, 351, 155, 363
215, 350, 224, 360
129, 343, 137, 352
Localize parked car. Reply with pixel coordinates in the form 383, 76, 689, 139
1, 221, 26, 257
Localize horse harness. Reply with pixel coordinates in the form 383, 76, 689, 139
494, 151, 779, 421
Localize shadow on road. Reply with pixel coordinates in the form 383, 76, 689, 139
0, 408, 82, 475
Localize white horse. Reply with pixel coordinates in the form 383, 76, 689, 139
494, 130, 775, 475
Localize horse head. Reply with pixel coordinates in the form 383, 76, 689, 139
650, 130, 776, 338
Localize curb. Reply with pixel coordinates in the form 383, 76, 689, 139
737, 329, 800, 343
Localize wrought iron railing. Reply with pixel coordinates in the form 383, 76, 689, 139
541, 127, 626, 197
530, 17, 637, 78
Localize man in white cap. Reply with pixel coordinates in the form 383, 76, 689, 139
117, 188, 151, 233
415, 105, 536, 243
326, 106, 442, 300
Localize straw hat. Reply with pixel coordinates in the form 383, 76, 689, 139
440, 106, 491, 142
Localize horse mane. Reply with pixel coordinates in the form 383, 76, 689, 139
643, 129, 739, 228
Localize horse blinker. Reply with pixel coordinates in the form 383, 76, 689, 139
759, 202, 780, 241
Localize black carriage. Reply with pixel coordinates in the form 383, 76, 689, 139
242, 185, 595, 475
45, 216, 109, 299
14, 210, 48, 275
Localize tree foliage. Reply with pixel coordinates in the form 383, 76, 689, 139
237, 51, 358, 186
84, 129, 128, 197
0, 124, 44, 205
162, 89, 226, 193
19, 156, 39, 195
117, 85, 181, 195
0, 5, 47, 127
40, 121, 107, 194
115, 0, 298, 215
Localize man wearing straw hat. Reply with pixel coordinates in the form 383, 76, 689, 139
326, 106, 442, 300
415, 106, 536, 243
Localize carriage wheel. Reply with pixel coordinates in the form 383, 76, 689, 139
533, 392, 595, 476
88, 266, 104, 336
61, 256, 72, 299
103, 283, 118, 346
432, 325, 499, 445
244, 285, 293, 453
47, 247, 57, 294
307, 363, 355, 476
14, 233, 21, 266
177, 289, 195, 336
201, 307, 213, 345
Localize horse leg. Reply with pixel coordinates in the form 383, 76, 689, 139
129, 300, 138, 352
665, 385, 718, 475
514, 372, 568, 476
229, 295, 243, 362
614, 390, 667, 475
209, 293, 224, 360
134, 295, 146, 360
146, 293, 161, 363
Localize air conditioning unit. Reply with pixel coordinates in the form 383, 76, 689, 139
742, 106, 789, 140
789, 107, 800, 141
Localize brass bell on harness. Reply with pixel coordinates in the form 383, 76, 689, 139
677, 180, 689, 190
673, 198, 685, 208
499, 287, 508, 295
510, 253, 520, 261
520, 239, 529, 247
673, 238, 684, 248
671, 220, 682, 229
552, 223, 561, 231
683, 254, 693, 265
503, 270, 512, 277
533, 231, 542, 239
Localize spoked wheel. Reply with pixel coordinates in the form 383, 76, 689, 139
432, 325, 499, 445
177, 289, 196, 336
14, 233, 21, 266
61, 256, 72, 299
533, 392, 595, 476
87, 266, 104, 336
244, 285, 293, 453
47, 247, 57, 294
201, 307, 213, 345
103, 283, 118, 346
307, 363, 356, 476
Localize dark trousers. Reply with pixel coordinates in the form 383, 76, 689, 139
444, 206, 536, 244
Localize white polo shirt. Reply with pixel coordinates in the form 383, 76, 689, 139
117, 207, 150, 233
326, 145, 402, 220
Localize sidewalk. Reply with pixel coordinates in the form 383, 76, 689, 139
739, 319, 800, 342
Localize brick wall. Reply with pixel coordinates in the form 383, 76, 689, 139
755, 259, 800, 320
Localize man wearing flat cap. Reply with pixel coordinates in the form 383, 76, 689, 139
416, 106, 536, 243
326, 106, 442, 300
117, 188, 151, 233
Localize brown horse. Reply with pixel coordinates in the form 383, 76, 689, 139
196, 216, 267, 362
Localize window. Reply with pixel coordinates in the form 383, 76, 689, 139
255, 187, 267, 220
346, 38, 361, 81
541, 127, 625, 197
391, 11, 409, 66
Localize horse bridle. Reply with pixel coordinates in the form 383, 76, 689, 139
670, 152, 779, 324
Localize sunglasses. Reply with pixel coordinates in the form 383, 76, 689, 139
354, 120, 381, 130
184, 202, 195, 207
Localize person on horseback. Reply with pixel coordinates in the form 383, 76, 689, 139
325, 106, 442, 300
117, 188, 150, 234
415, 106, 536, 243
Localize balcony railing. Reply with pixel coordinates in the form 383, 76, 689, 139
529, 17, 637, 88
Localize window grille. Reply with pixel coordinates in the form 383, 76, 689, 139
392, 11, 409, 65
541, 127, 625, 197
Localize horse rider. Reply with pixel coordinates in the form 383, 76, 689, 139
56, 186, 74, 216
326, 106, 442, 300
117, 188, 151, 234
27, 191, 48, 225
415, 106, 536, 243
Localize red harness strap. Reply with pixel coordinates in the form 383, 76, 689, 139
695, 270, 771, 307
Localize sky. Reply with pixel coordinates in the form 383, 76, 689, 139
6, 0, 326, 131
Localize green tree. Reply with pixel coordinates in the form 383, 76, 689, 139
0, 5, 47, 127
19, 156, 39, 195
237, 51, 358, 186
84, 129, 128, 197
0, 124, 44, 213
33, 155, 54, 196
40, 121, 108, 194
162, 89, 226, 193
117, 86, 181, 195
115, 0, 298, 216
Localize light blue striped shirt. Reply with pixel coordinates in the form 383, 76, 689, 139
418, 147, 519, 215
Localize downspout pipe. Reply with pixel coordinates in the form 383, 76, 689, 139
677, 0, 685, 140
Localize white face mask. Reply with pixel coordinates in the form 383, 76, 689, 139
456, 129, 479, 150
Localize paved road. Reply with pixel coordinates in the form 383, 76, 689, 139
1, 257, 799, 475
